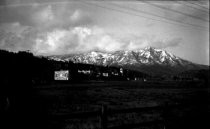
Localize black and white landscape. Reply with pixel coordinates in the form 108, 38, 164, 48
49, 47, 208, 75
0, 0, 209, 129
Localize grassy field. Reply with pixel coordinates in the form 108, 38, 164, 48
34, 80, 209, 129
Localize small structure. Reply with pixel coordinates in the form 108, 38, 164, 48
54, 70, 69, 80
120, 68, 123, 76
78, 69, 91, 74
102, 73, 109, 77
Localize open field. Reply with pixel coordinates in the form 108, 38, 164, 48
32, 80, 209, 129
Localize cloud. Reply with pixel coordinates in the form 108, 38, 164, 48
0, 1, 208, 65
32, 5, 54, 26
32, 26, 183, 55
0, 22, 37, 51
0, 0, 6, 6
33, 26, 127, 55
0, 3, 94, 31
0, 21, 182, 55
152, 37, 183, 49
162, 2, 209, 24
70, 10, 81, 21
124, 34, 182, 50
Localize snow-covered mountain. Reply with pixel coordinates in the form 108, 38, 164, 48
49, 47, 207, 75
50, 47, 190, 66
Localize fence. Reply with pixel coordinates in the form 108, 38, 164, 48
51, 103, 180, 129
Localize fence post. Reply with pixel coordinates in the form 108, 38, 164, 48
101, 105, 108, 129
163, 102, 169, 129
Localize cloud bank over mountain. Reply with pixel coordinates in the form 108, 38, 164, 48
0, 23, 183, 55
0, 1, 209, 65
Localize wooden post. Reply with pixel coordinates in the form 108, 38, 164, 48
163, 102, 169, 129
101, 105, 108, 129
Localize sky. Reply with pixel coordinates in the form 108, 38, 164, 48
0, 0, 209, 65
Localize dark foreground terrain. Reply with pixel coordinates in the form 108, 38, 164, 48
36, 80, 209, 129
1, 80, 209, 129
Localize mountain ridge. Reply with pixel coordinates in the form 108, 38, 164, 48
48, 47, 208, 76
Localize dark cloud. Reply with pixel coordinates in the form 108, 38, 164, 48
0, 2, 94, 30
0, 0, 6, 6
0, 5, 42, 27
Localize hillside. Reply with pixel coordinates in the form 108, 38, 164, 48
49, 47, 208, 76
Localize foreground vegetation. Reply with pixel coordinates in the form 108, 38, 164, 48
34, 80, 209, 129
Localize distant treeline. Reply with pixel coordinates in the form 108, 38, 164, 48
174, 69, 209, 83
0, 50, 148, 85
1, 49, 209, 86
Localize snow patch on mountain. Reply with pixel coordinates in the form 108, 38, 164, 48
49, 47, 193, 67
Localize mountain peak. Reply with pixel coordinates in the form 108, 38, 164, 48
51, 47, 187, 65
48, 47, 208, 75
144, 46, 155, 50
